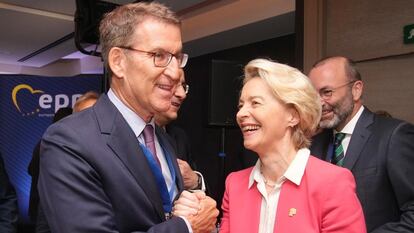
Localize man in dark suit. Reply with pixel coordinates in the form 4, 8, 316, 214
28, 108, 73, 221
38, 2, 218, 233
308, 56, 414, 232
28, 107, 72, 232
0, 153, 18, 233
155, 70, 205, 191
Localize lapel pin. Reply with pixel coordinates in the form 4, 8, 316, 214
288, 208, 297, 217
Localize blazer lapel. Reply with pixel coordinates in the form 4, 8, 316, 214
95, 95, 165, 220
155, 126, 184, 192
234, 181, 261, 233
246, 185, 262, 233
343, 108, 373, 170
275, 181, 302, 233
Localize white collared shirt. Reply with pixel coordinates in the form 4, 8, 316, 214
248, 148, 310, 233
107, 89, 178, 200
335, 106, 364, 155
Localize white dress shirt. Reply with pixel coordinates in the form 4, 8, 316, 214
335, 106, 364, 155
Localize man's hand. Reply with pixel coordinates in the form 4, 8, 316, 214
173, 191, 219, 233
173, 190, 201, 217
187, 195, 219, 233
177, 159, 199, 189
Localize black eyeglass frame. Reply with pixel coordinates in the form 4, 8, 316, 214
118, 46, 188, 68
318, 80, 357, 99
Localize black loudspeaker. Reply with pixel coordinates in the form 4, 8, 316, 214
208, 60, 243, 127
74, 0, 119, 56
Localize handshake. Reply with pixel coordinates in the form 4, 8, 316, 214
173, 190, 220, 233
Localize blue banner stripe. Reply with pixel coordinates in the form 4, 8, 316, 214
0, 74, 102, 223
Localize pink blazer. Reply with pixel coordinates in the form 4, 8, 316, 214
220, 156, 366, 233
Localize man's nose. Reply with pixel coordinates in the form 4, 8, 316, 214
165, 59, 181, 82
175, 84, 187, 99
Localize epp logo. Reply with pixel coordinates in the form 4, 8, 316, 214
11, 84, 82, 117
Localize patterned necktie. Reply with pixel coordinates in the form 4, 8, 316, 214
142, 124, 161, 168
332, 132, 346, 166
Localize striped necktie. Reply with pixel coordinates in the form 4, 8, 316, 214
332, 132, 346, 166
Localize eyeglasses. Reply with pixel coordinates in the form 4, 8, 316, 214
118, 46, 189, 68
180, 82, 189, 94
319, 80, 356, 99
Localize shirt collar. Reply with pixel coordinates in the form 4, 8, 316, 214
336, 106, 364, 135
248, 148, 310, 188
107, 88, 154, 137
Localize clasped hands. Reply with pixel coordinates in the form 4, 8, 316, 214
173, 190, 219, 233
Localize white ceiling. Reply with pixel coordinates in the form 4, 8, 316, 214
0, 0, 295, 75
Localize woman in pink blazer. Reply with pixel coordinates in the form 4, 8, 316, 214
219, 59, 366, 233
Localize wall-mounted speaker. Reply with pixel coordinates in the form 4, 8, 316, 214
74, 0, 119, 56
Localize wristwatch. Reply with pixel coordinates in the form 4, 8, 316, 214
195, 173, 202, 189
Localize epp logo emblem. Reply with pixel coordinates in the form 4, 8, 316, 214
12, 84, 44, 116
11, 84, 82, 117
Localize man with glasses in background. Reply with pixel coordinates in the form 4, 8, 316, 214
154, 70, 206, 192
38, 2, 218, 232
308, 56, 414, 232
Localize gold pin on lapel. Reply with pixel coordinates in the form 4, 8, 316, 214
288, 208, 297, 217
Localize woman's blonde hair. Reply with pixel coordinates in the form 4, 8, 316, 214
243, 58, 321, 149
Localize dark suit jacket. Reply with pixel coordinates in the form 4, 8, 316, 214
38, 95, 188, 233
28, 141, 40, 221
0, 154, 18, 233
29, 142, 51, 233
165, 124, 196, 170
310, 108, 414, 233
165, 124, 212, 193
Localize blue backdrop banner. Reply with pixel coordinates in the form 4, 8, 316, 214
0, 74, 102, 223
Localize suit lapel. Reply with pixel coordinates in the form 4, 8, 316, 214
155, 126, 184, 192
343, 108, 373, 170
310, 129, 333, 161
94, 95, 165, 220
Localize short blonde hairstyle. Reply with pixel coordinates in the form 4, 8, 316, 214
99, 2, 181, 77
243, 58, 321, 149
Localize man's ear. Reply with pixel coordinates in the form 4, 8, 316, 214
352, 80, 363, 101
108, 47, 126, 79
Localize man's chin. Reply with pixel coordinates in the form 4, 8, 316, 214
319, 117, 339, 129
162, 111, 177, 122
152, 102, 171, 114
